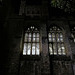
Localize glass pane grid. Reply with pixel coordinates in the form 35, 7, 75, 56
27, 43, 31, 55
49, 26, 66, 55
52, 37, 56, 42
49, 48, 53, 55
36, 43, 40, 55
48, 33, 51, 37
29, 33, 32, 37
52, 33, 55, 37
32, 43, 36, 55
49, 37, 52, 42
23, 26, 40, 56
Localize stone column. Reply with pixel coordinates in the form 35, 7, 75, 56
41, 24, 50, 75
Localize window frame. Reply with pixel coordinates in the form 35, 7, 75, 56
48, 26, 66, 55
22, 26, 41, 56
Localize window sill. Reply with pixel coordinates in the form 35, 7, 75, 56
20, 55, 41, 60
49, 55, 71, 60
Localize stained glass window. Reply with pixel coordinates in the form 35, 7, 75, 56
71, 27, 75, 42
23, 26, 40, 55
48, 26, 66, 55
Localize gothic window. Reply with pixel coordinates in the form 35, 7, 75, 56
23, 26, 40, 55
71, 27, 75, 42
48, 26, 66, 55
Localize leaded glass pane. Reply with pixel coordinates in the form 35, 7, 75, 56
56, 33, 59, 38
52, 37, 55, 42
60, 38, 63, 42
61, 43, 65, 54
24, 33, 28, 42
62, 49, 66, 55
61, 43, 64, 47
61, 46, 65, 55
49, 38, 52, 42
25, 33, 28, 38
36, 50, 39, 55
49, 43, 53, 55
48, 26, 66, 55
53, 43, 57, 55
29, 33, 31, 37
33, 37, 36, 42
36, 43, 40, 55
50, 47, 53, 55
61, 46, 65, 50
28, 38, 31, 42
58, 43, 61, 55
57, 38, 60, 42
60, 33, 63, 37
23, 50, 26, 55
36, 43, 39, 49
52, 33, 55, 37
36, 38, 39, 42
58, 47, 62, 55
37, 33, 39, 37
23, 26, 40, 55
24, 38, 28, 42
32, 43, 36, 55
27, 43, 31, 55
49, 33, 51, 37
33, 33, 36, 37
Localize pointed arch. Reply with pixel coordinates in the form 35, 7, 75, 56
48, 26, 66, 55
23, 26, 40, 55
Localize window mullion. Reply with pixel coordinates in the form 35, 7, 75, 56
31, 32, 33, 55
39, 32, 40, 55
51, 32, 54, 55
55, 32, 58, 54
59, 32, 61, 55
26, 32, 28, 55
35, 33, 36, 55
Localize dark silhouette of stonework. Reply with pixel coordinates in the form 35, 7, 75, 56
0, 0, 75, 75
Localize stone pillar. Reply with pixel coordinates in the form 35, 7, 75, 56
41, 24, 50, 75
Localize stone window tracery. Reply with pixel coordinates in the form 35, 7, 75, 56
23, 26, 40, 55
48, 26, 66, 55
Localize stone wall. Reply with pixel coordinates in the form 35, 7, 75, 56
4, 16, 75, 75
